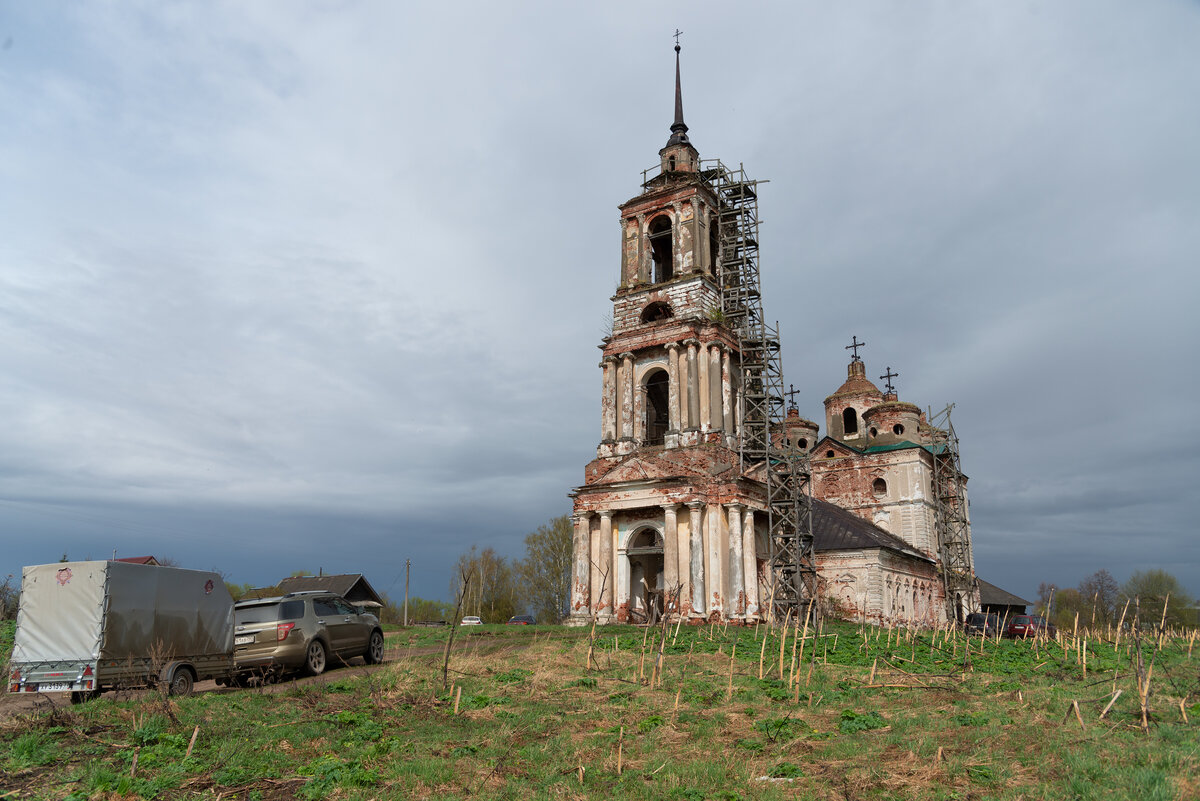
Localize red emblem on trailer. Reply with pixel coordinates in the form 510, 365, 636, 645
56, 568, 73, 586
204, 579, 214, 595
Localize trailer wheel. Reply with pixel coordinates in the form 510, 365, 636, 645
167, 666, 195, 697
70, 690, 100, 704
304, 640, 327, 676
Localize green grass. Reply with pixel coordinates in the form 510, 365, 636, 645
1, 621, 1197, 799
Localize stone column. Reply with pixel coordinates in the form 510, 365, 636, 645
722, 349, 734, 435
743, 508, 759, 618
634, 383, 646, 443
637, 213, 648, 285
688, 502, 704, 615
601, 356, 617, 442
726, 504, 744, 616
697, 342, 710, 431
685, 339, 700, 431
708, 344, 722, 433
666, 343, 680, 435
706, 503, 723, 616
612, 518, 622, 619
572, 513, 591, 616
598, 511, 613, 616
661, 504, 679, 614
676, 505, 690, 614
619, 353, 634, 441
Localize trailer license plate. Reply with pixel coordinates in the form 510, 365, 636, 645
235, 635, 254, 645
38, 682, 71, 692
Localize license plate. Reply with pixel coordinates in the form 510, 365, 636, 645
38, 682, 71, 692
235, 635, 255, 645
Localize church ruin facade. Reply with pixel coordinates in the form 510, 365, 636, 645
568, 48, 978, 627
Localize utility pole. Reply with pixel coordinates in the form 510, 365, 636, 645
404, 559, 410, 627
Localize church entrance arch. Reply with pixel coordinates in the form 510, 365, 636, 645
626, 527, 665, 623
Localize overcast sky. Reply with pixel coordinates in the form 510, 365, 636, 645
2, 2, 1197, 606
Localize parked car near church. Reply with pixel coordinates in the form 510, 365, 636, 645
230, 591, 384, 680
1004, 614, 1057, 639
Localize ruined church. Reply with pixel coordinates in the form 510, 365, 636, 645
568, 47, 978, 627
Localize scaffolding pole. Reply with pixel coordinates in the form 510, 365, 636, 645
928, 404, 977, 623
704, 159, 816, 623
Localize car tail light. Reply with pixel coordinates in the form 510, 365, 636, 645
9, 668, 19, 693
277, 623, 296, 641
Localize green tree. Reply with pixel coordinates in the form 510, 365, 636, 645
517, 515, 573, 623
1122, 569, 1195, 627
451, 547, 520, 624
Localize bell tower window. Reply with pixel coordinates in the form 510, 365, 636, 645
644, 369, 670, 445
648, 215, 674, 283
843, 407, 859, 435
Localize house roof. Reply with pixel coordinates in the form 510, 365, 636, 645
812, 498, 932, 562
275, 574, 383, 605
977, 578, 1030, 607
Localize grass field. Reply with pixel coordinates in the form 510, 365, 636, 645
2, 618, 1197, 800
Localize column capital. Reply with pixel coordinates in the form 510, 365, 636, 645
602, 354, 618, 365
660, 502, 678, 513
666, 341, 681, 353
686, 500, 704, 510
724, 502, 742, 513
683, 338, 701, 349
706, 341, 725, 352
619, 352, 635, 362
599, 509, 613, 521
574, 511, 593, 522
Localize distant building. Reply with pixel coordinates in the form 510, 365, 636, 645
273, 574, 384, 608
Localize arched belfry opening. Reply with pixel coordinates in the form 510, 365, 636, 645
843, 407, 859, 435
648, 215, 674, 283
626, 527, 665, 623
641, 301, 673, 323
644, 369, 670, 445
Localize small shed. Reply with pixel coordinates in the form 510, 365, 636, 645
978, 578, 1029, 618
274, 574, 385, 608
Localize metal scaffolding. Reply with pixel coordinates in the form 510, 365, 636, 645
703, 159, 816, 622
928, 404, 977, 623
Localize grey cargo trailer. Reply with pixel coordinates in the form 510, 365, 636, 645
7, 561, 234, 701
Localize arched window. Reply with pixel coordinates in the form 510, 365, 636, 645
668, 156, 676, 171
843, 407, 859, 435
825, 449, 835, 458
627, 528, 664, 553
648, 215, 674, 283
641, 301, 673, 323
872, 478, 887, 498
644, 370, 670, 446
869, 426, 878, 437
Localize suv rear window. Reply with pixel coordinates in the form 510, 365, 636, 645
235, 600, 304, 624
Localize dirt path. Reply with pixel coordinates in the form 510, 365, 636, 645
0, 636, 529, 722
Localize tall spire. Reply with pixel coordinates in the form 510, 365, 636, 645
666, 38, 690, 147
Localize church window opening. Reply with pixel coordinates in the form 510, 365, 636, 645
796, 437, 808, 450
825, 449, 835, 458
872, 478, 887, 498
842, 407, 858, 435
869, 426, 878, 438
649, 215, 674, 283
644, 369, 670, 446
709, 220, 719, 273
668, 155, 676, 171
641, 301, 673, 323
893, 423, 905, 436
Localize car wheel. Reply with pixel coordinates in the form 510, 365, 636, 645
305, 640, 327, 676
167, 666, 194, 697
364, 630, 384, 664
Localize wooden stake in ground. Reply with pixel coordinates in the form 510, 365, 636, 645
726, 643, 737, 701
1099, 689, 1122, 719
616, 726, 624, 775
442, 569, 472, 690
758, 630, 768, 680
778, 610, 791, 681
185, 725, 200, 760
453, 685, 462, 715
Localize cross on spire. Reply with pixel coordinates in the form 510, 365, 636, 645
673, 29, 683, 48
845, 335, 867, 363
880, 367, 899, 395
785, 383, 800, 411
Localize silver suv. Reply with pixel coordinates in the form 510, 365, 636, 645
231, 592, 384, 679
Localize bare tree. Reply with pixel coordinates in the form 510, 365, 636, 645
516, 515, 573, 623
450, 546, 520, 623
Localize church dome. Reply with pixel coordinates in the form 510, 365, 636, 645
863, 401, 923, 445
783, 408, 820, 453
